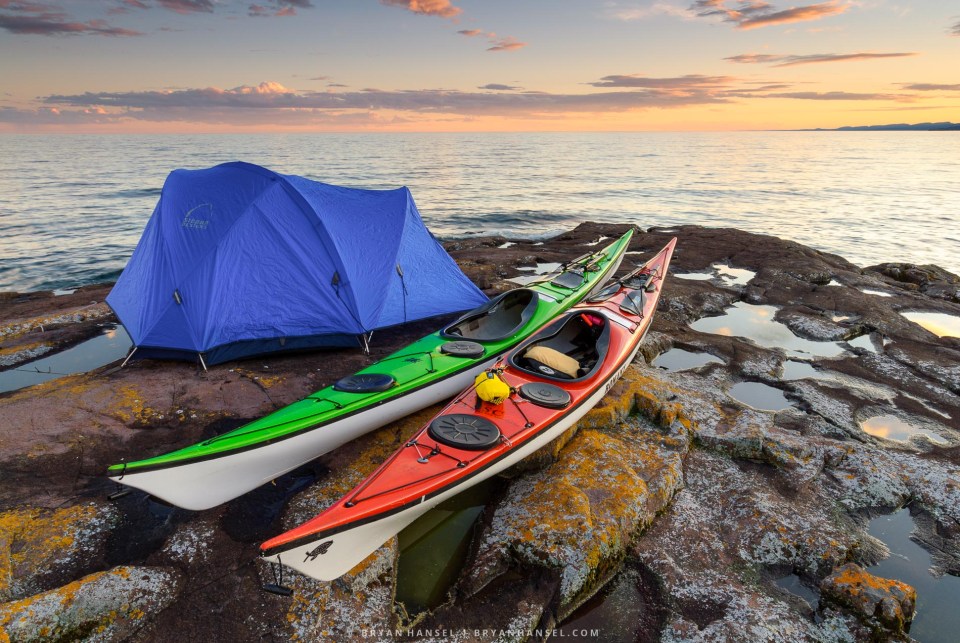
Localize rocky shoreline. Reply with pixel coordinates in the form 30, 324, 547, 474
1, 223, 958, 642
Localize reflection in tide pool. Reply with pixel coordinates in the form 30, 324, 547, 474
868, 509, 960, 643
396, 480, 494, 615
653, 348, 723, 372
561, 566, 662, 642
774, 572, 819, 608
690, 302, 847, 359
673, 264, 755, 287
729, 382, 792, 412
0, 325, 131, 394
781, 360, 823, 381
860, 414, 947, 445
846, 334, 878, 354
900, 311, 960, 338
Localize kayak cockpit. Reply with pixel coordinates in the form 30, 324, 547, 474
443, 289, 539, 342
511, 312, 611, 381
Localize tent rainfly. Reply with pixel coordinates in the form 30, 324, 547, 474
107, 161, 487, 366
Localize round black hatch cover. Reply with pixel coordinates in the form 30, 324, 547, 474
439, 340, 485, 358
428, 414, 501, 450
518, 382, 572, 409
333, 373, 396, 393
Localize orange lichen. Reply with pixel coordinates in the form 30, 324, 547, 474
0, 503, 104, 600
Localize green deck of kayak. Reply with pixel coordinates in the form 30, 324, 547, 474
108, 230, 633, 473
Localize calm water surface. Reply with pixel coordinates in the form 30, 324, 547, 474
1, 132, 958, 292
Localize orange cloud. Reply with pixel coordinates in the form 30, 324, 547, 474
380, 0, 461, 19
738, 1, 847, 29
487, 36, 526, 52
690, 0, 849, 30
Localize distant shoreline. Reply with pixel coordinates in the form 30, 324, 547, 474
788, 121, 960, 132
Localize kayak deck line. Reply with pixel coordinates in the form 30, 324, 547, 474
105, 231, 635, 509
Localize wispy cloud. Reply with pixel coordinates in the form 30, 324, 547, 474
608, 1, 694, 21
951, 19, 960, 36
457, 28, 484, 36
725, 52, 916, 67
690, 0, 849, 30
765, 91, 913, 101
379, 0, 461, 19
487, 36, 526, 52
590, 74, 736, 89
899, 83, 960, 91
479, 84, 521, 91
0, 1, 143, 36
155, 0, 214, 13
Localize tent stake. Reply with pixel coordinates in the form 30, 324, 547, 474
120, 346, 138, 368
198, 353, 208, 372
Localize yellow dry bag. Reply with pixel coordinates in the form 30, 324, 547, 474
475, 371, 510, 405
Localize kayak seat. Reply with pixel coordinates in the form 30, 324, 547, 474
428, 414, 501, 450
511, 312, 611, 382
333, 373, 396, 393
442, 289, 539, 342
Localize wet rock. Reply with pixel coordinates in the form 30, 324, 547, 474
0, 566, 181, 642
867, 262, 960, 303
820, 563, 916, 635
0, 501, 119, 602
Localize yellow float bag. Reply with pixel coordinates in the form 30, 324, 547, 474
475, 371, 510, 405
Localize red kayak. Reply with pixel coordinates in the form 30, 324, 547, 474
260, 237, 677, 582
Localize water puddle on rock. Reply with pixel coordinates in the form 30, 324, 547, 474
395, 479, 496, 615
729, 382, 792, 412
497, 241, 515, 249
781, 360, 824, 381
868, 509, 960, 643
845, 334, 878, 354
690, 302, 847, 359
674, 264, 756, 287
860, 414, 948, 445
900, 311, 960, 339
774, 572, 819, 608
560, 566, 666, 642
861, 288, 894, 298
0, 325, 132, 394
507, 262, 564, 286
653, 348, 723, 372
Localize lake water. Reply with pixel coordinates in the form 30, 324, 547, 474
1, 132, 958, 292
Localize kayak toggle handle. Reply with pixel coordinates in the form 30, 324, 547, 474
262, 558, 293, 597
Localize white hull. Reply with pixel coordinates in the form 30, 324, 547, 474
261, 341, 643, 581
109, 360, 493, 510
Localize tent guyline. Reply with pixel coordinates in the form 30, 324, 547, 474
107, 161, 487, 365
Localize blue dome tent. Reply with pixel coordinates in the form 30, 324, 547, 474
107, 161, 487, 367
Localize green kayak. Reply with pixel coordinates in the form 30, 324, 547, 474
107, 230, 633, 509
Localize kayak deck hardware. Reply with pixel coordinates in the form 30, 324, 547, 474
333, 373, 396, 393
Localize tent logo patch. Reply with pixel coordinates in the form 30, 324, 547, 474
182, 203, 212, 230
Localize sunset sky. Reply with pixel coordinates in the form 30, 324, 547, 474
1, 0, 957, 132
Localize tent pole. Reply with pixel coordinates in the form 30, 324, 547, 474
120, 346, 138, 368
359, 333, 370, 355
198, 353, 208, 372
